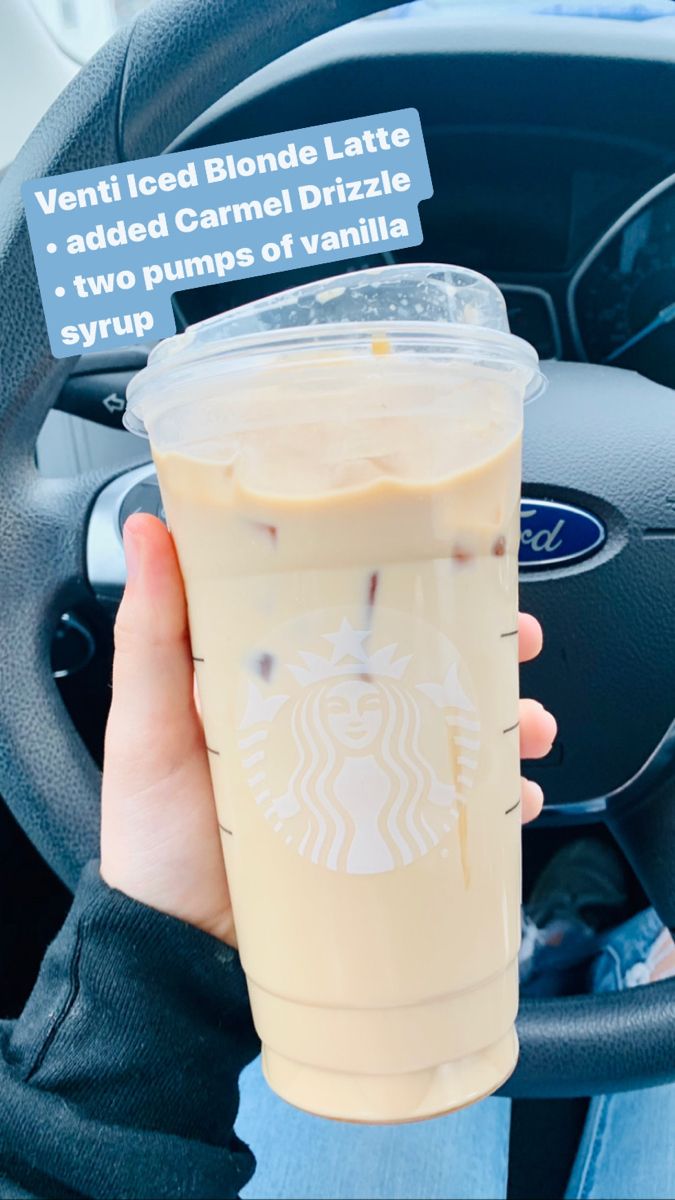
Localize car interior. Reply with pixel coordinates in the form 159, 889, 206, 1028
1, 2, 675, 1197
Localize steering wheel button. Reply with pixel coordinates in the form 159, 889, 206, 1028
118, 481, 162, 534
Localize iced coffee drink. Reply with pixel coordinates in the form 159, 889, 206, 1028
125, 265, 543, 1122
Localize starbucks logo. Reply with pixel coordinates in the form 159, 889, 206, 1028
236, 611, 480, 875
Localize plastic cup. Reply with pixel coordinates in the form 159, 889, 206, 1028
125, 263, 544, 1122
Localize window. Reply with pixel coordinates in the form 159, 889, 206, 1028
30, 0, 156, 63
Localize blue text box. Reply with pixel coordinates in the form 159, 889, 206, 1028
22, 109, 433, 358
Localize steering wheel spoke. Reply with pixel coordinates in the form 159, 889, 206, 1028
607, 763, 675, 934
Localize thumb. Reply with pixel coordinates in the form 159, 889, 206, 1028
101, 515, 232, 940
105, 513, 202, 790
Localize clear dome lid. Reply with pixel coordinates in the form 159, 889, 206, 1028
125, 263, 544, 435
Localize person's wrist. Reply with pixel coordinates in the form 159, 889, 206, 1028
100, 853, 236, 946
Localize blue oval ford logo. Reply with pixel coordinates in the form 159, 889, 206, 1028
519, 499, 605, 569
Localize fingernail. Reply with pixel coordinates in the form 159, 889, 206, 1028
541, 709, 558, 741
123, 520, 142, 583
525, 779, 544, 808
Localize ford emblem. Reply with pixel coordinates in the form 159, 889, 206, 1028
519, 499, 605, 569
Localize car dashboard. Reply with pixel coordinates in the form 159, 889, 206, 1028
166, 11, 675, 392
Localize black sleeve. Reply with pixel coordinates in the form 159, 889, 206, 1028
0, 861, 260, 1200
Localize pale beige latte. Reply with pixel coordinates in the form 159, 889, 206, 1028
153, 351, 524, 1122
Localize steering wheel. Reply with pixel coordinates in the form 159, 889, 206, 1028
1, 0, 674, 1099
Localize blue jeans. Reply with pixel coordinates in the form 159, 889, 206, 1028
235, 909, 675, 1199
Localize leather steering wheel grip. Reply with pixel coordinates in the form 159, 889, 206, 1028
0, 0, 672, 1099
502, 979, 675, 1098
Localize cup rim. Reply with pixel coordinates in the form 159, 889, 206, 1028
125, 319, 544, 437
